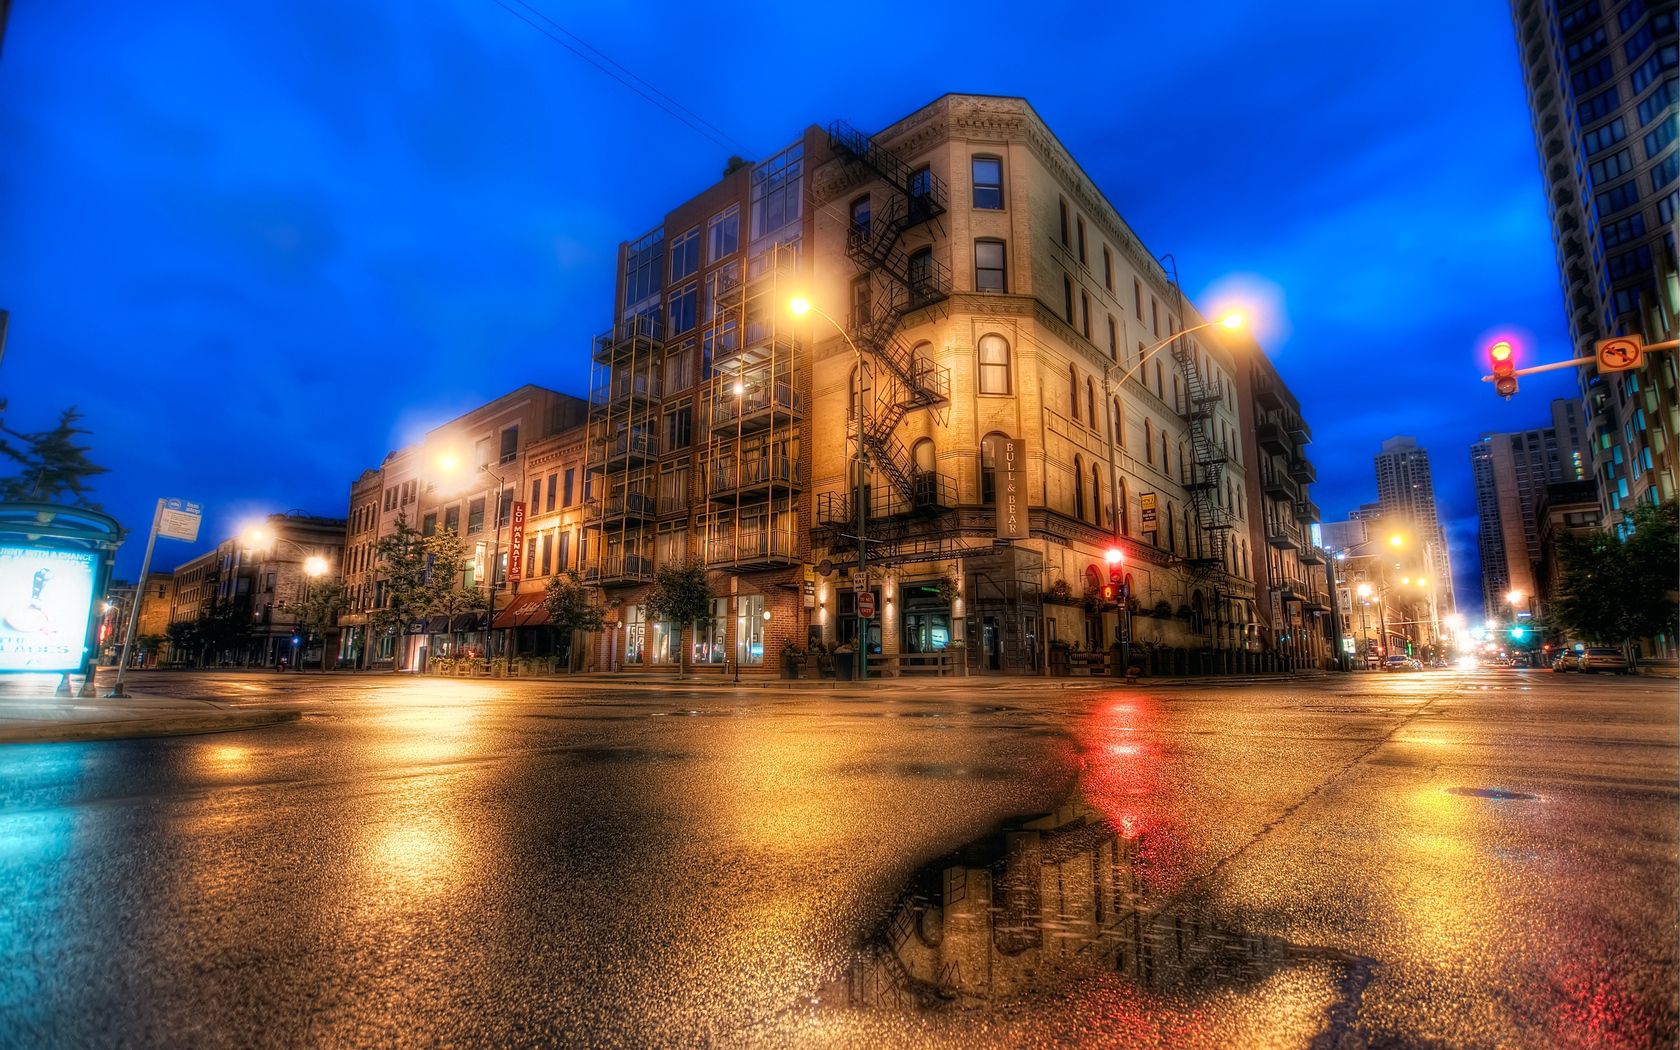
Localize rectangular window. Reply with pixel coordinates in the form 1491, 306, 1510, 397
1133, 277, 1143, 320
663, 403, 693, 451
1063, 274, 1075, 324
668, 283, 698, 335
557, 530, 571, 573
563, 468, 576, 507
499, 426, 519, 465
546, 472, 558, 513
444, 505, 460, 534
1596, 179, 1642, 215
1637, 79, 1678, 126
422, 512, 437, 536
1582, 118, 1626, 155
975, 239, 1006, 291
467, 498, 485, 533
1058, 198, 1070, 246
540, 532, 552, 576
1075, 217, 1087, 264
1102, 246, 1113, 290
1107, 315, 1118, 361
751, 145, 803, 239
530, 479, 541, 508
971, 156, 1003, 209
622, 227, 664, 313
1630, 46, 1678, 95
1578, 86, 1621, 125
1150, 297, 1160, 337
1571, 55, 1614, 95
498, 488, 513, 527
1644, 117, 1676, 158
1588, 148, 1633, 183
707, 205, 740, 262
669, 227, 699, 282
978, 336, 1010, 395
1080, 291, 1091, 339
1601, 212, 1647, 248
1655, 153, 1679, 191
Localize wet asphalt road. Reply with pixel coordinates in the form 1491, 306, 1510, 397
0, 668, 1675, 1048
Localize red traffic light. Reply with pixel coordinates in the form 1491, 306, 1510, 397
1105, 547, 1124, 585
1489, 340, 1518, 398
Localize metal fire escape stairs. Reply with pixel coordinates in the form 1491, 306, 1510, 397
1165, 271, 1235, 588
827, 121, 952, 516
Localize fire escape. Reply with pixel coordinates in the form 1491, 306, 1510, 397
583, 316, 662, 587
816, 121, 956, 554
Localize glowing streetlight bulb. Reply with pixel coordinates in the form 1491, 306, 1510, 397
789, 297, 811, 316
437, 452, 461, 474
304, 556, 329, 578
1506, 589, 1525, 605
1356, 583, 1373, 599
1219, 312, 1242, 329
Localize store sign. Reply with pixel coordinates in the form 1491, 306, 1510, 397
1140, 492, 1158, 535
0, 545, 97, 672
989, 434, 1029, 540
508, 502, 526, 582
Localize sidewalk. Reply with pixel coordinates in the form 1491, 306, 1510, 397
0, 692, 301, 745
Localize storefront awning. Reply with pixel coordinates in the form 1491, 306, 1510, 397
449, 612, 485, 633
425, 614, 451, 634
492, 592, 546, 630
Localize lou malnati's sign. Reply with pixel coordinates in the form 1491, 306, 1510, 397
0, 546, 97, 672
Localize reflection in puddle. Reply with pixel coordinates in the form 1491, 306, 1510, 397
822, 799, 1299, 1012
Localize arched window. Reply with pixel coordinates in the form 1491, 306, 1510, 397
1117, 477, 1129, 535
1179, 443, 1188, 482
1166, 501, 1177, 553
1085, 378, 1097, 431
1160, 433, 1170, 477
1154, 360, 1164, 397
1112, 398, 1124, 447
911, 437, 937, 507
1144, 419, 1154, 463
978, 334, 1011, 394
848, 364, 872, 420
1090, 461, 1102, 524
1073, 454, 1086, 520
849, 195, 871, 241
908, 247, 934, 300
1069, 364, 1081, 422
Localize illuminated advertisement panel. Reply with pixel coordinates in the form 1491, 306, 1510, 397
0, 545, 97, 672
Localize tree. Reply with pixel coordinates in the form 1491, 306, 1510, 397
371, 514, 430, 670
644, 561, 712, 674
0, 407, 108, 509
1554, 500, 1678, 652
544, 572, 604, 672
165, 620, 200, 666
196, 604, 253, 666
294, 580, 348, 671
421, 527, 485, 657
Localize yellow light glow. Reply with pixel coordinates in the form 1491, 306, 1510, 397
1505, 589, 1525, 605
1356, 583, 1373, 599
1389, 534, 1404, 547
1219, 312, 1243, 329
789, 297, 811, 316
1490, 340, 1513, 362
242, 525, 273, 547
436, 452, 461, 474
304, 556, 329, 577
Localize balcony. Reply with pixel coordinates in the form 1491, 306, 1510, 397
592, 369, 663, 409
1297, 545, 1325, 565
584, 552, 654, 587
1294, 497, 1321, 523
1260, 465, 1296, 500
1254, 380, 1284, 411
1287, 456, 1316, 485
707, 455, 802, 502
1256, 421, 1290, 455
898, 472, 957, 516
586, 430, 659, 474
1267, 523, 1300, 550
1287, 418, 1312, 445
584, 490, 655, 527
707, 530, 800, 570
591, 315, 664, 365
709, 381, 805, 435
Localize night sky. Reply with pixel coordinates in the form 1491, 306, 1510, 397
0, 2, 1583, 618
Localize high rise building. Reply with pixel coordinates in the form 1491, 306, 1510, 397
1373, 436, 1456, 616
1509, 0, 1679, 530
1470, 399, 1589, 616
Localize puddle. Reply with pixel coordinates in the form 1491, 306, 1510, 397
1445, 787, 1539, 801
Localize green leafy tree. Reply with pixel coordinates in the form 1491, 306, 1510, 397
0, 407, 108, 508
644, 561, 713, 674
165, 620, 200, 666
544, 571, 604, 672
196, 604, 253, 666
1554, 501, 1679, 652
421, 527, 485, 655
371, 514, 431, 670
294, 580, 348, 671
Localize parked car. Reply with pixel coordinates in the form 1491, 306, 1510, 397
1382, 655, 1422, 672
1551, 651, 1580, 672
1578, 647, 1631, 674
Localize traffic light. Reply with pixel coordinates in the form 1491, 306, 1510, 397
1490, 340, 1518, 399
1101, 584, 1118, 603
1509, 625, 1527, 641
1106, 547, 1124, 586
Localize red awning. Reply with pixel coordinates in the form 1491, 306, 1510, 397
492, 591, 546, 630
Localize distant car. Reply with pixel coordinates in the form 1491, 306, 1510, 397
1578, 647, 1631, 674
1382, 655, 1421, 672
1551, 652, 1580, 673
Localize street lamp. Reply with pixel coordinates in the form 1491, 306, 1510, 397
243, 524, 333, 671
1099, 311, 1242, 665
791, 295, 870, 682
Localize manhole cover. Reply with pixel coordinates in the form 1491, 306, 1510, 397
1446, 787, 1538, 801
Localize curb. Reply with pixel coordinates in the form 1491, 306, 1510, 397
0, 708, 301, 746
